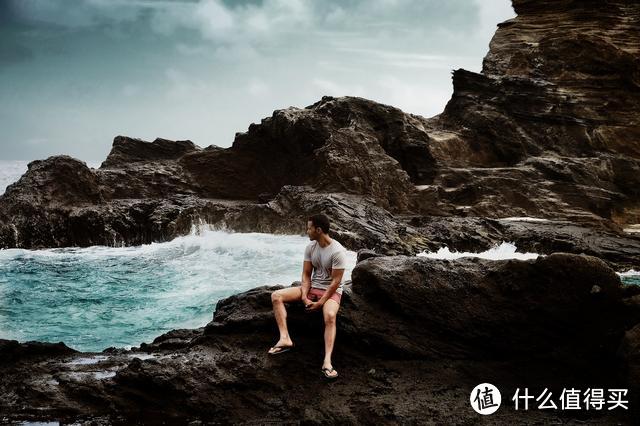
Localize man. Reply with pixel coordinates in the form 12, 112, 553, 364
268, 213, 348, 380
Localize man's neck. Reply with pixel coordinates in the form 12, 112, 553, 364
317, 234, 332, 248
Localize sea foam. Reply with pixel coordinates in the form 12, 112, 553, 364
417, 242, 541, 261
0, 228, 356, 351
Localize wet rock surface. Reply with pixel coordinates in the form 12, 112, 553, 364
1, 254, 637, 424
1, 0, 640, 423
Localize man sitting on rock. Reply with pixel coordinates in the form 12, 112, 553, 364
268, 213, 348, 380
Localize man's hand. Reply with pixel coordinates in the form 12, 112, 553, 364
305, 300, 324, 312
302, 296, 313, 307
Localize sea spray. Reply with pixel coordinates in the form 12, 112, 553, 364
0, 229, 357, 351
417, 241, 540, 261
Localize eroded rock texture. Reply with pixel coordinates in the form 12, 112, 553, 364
1, 254, 638, 424
2, 0, 640, 423
430, 0, 640, 224
2, 1, 640, 256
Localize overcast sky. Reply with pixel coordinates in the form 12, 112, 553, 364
0, 0, 514, 161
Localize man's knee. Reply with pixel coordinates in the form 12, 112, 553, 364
271, 290, 283, 304
323, 311, 337, 325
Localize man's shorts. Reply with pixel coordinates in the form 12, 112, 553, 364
308, 287, 342, 304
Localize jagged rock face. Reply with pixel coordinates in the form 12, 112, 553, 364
179, 96, 421, 210
97, 161, 200, 200
0, 156, 106, 248
307, 96, 437, 185
2, 156, 104, 207
1, 0, 640, 253
93, 97, 424, 210
100, 136, 200, 168
426, 0, 640, 225
2, 2, 640, 423
491, 0, 640, 82
451, 0, 640, 159
426, 154, 639, 224
98, 137, 205, 199
234, 185, 434, 254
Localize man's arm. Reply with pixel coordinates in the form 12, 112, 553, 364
301, 260, 313, 302
318, 268, 344, 304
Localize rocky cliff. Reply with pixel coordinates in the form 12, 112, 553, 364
428, 0, 640, 225
2, 0, 640, 423
2, 0, 640, 262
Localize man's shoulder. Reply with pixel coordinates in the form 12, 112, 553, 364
331, 239, 346, 252
305, 240, 318, 251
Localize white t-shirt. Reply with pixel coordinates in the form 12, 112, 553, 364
304, 239, 348, 294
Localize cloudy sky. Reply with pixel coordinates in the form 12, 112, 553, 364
0, 0, 514, 161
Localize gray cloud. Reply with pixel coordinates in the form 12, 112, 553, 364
8, 0, 482, 46
0, 0, 515, 161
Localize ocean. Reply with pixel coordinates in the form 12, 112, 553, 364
0, 160, 638, 352
0, 228, 357, 352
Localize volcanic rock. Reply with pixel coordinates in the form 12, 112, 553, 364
0, 253, 637, 424
2, 0, 640, 423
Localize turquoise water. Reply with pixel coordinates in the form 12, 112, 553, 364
622, 275, 640, 287
1, 162, 638, 353
0, 228, 357, 352
0, 226, 636, 354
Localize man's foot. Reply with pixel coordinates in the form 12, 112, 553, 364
321, 365, 338, 380
267, 339, 294, 355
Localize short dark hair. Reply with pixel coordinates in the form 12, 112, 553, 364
308, 214, 330, 234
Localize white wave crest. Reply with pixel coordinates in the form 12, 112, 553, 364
618, 269, 640, 277
498, 217, 550, 222
417, 242, 540, 261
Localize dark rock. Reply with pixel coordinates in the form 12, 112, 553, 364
176, 96, 418, 210
0, 253, 636, 424
345, 253, 626, 360
222, 186, 432, 255
423, 0, 640, 226
2, 155, 104, 207
356, 249, 382, 263
411, 216, 640, 271
100, 136, 200, 168
0, 339, 77, 364
1, 0, 640, 423
204, 285, 284, 335
618, 324, 640, 388
96, 162, 199, 200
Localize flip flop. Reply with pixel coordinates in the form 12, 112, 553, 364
321, 367, 339, 380
268, 343, 294, 355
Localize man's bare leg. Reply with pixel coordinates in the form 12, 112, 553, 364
268, 287, 302, 353
321, 299, 340, 377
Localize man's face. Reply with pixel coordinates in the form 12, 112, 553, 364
306, 221, 319, 240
